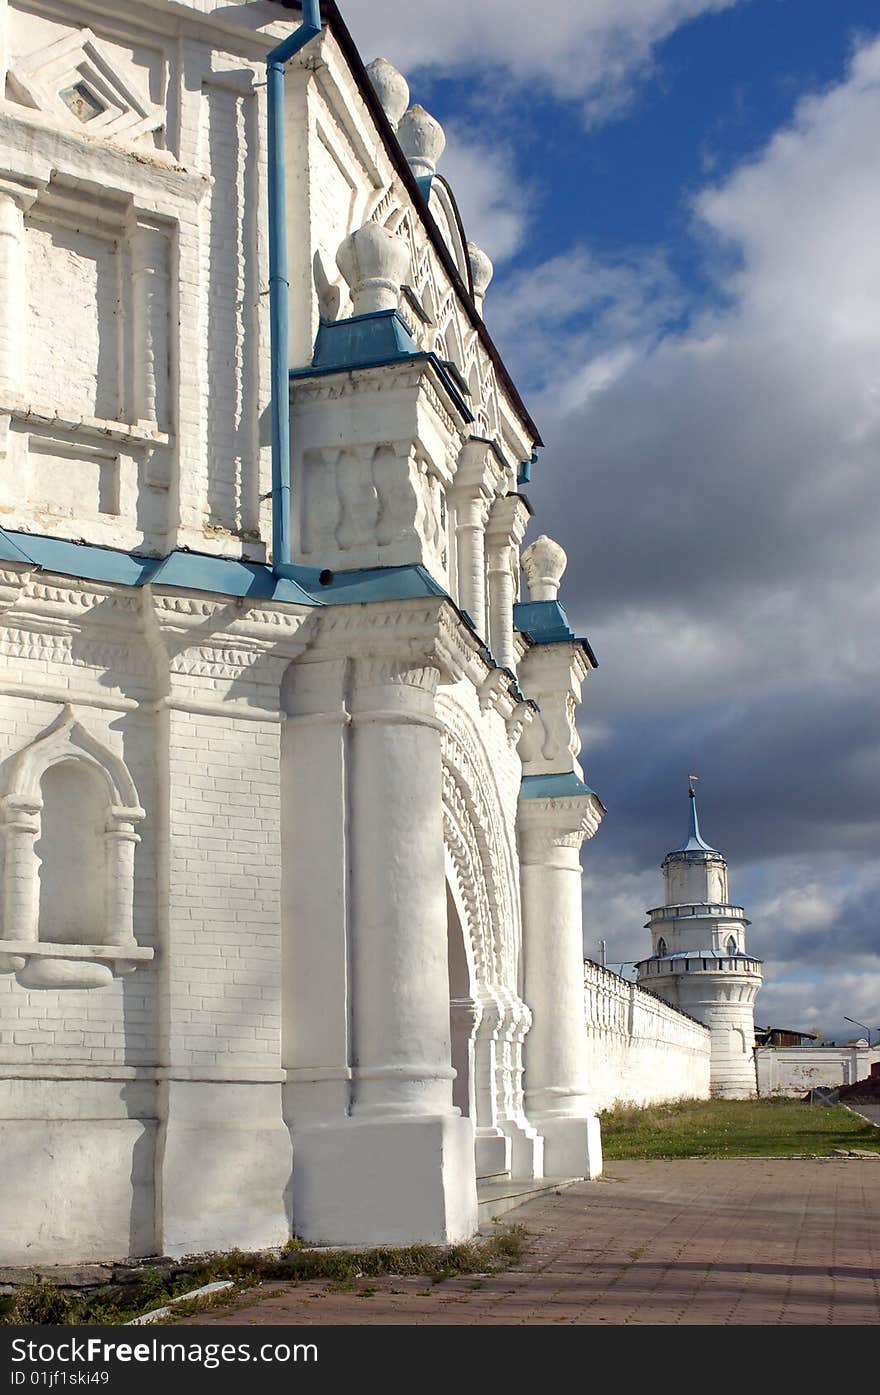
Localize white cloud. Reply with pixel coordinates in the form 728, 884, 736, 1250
488, 246, 682, 376
520, 33, 880, 660
512, 36, 880, 1031
342, 0, 743, 123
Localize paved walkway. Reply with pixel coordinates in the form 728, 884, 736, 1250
197, 1160, 880, 1326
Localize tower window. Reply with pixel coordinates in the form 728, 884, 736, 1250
727, 935, 738, 956
657, 937, 668, 958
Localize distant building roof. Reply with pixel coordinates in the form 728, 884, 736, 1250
755, 1027, 820, 1047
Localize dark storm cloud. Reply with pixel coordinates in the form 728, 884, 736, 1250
503, 41, 880, 1017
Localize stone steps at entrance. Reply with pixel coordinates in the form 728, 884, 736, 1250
477, 1177, 576, 1225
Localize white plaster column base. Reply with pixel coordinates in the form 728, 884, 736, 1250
292, 1115, 478, 1246
500, 1121, 544, 1180
537, 1115, 603, 1181
475, 1129, 511, 1179
156, 1083, 291, 1258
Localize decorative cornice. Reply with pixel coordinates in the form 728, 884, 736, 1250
517, 789, 606, 852
146, 592, 310, 687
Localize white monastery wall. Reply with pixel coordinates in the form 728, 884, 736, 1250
584, 962, 711, 1111
756, 1045, 880, 1098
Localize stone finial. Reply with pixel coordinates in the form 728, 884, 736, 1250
522, 535, 567, 602
366, 57, 410, 129
468, 242, 494, 310
336, 222, 411, 316
397, 104, 446, 177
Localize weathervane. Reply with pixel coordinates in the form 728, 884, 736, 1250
688, 774, 699, 799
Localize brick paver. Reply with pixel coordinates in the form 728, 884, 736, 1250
194, 1160, 880, 1326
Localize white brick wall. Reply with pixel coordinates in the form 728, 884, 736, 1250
162, 706, 283, 1072
584, 961, 712, 1110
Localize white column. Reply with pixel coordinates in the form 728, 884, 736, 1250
1, 795, 41, 943
486, 495, 529, 671
349, 658, 453, 1116
452, 440, 503, 639
519, 797, 604, 1179
129, 215, 169, 429
454, 489, 490, 637
290, 653, 478, 1245
103, 819, 142, 947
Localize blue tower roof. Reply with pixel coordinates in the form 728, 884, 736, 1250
663, 786, 722, 863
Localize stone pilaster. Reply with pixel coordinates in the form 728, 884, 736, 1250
288, 604, 478, 1246
128, 213, 170, 430
486, 494, 530, 671
452, 439, 504, 638
0, 183, 32, 398
519, 792, 605, 1178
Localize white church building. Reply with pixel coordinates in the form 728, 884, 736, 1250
0, 0, 789, 1272
0, 0, 612, 1264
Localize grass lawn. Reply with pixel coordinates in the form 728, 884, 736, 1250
599, 1097, 880, 1160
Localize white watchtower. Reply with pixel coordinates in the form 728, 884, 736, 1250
636, 785, 763, 1098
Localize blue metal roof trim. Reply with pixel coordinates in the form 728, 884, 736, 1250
514, 599, 575, 644
315, 563, 449, 606
150, 551, 317, 606
0, 530, 455, 610
0, 527, 37, 566
415, 174, 434, 200
514, 599, 599, 667
521, 771, 597, 800
2, 532, 158, 586
292, 312, 474, 424
311, 309, 419, 371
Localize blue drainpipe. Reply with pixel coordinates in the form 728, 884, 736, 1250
518, 449, 539, 487
267, 1, 323, 573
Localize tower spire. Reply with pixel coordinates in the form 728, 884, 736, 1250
681, 775, 717, 853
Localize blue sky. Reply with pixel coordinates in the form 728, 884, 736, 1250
342, 0, 880, 1043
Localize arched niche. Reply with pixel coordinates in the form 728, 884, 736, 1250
0, 705, 153, 989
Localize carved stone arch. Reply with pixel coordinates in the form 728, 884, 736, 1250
443, 781, 494, 987
439, 698, 541, 1169
439, 708, 518, 984
0, 705, 152, 989
444, 761, 510, 981
5, 704, 141, 814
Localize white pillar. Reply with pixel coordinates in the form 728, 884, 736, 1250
103, 820, 141, 947
290, 654, 478, 1245
129, 214, 169, 429
0, 188, 26, 397
349, 658, 453, 1116
454, 489, 490, 637
1, 795, 41, 944
453, 439, 504, 640
486, 495, 529, 671
519, 795, 604, 1179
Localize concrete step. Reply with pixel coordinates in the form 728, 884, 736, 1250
477, 1176, 576, 1225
